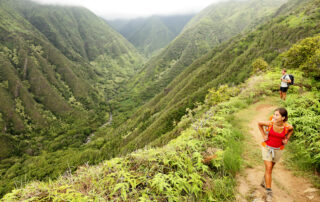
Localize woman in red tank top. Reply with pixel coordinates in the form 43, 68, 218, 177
258, 108, 294, 201
265, 123, 287, 148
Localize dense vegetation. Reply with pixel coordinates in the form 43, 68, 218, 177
3, 33, 320, 199
0, 0, 143, 196
110, 0, 287, 123
93, 0, 319, 157
108, 14, 194, 57
280, 35, 320, 171
1, 0, 320, 199
0, 71, 255, 201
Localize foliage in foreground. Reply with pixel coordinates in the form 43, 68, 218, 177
2, 56, 319, 200
284, 92, 320, 172
280, 35, 320, 172
2, 87, 246, 201
2, 1, 320, 199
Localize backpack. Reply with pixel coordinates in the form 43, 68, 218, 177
288, 74, 294, 86
261, 115, 290, 150
265, 119, 290, 137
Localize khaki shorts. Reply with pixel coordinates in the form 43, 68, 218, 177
261, 146, 283, 163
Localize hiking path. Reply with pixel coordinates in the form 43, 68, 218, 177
235, 99, 320, 202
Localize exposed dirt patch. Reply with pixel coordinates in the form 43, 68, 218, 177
235, 102, 320, 202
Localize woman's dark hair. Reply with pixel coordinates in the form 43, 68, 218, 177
275, 108, 288, 122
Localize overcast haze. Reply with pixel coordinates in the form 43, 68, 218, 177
31, 0, 228, 19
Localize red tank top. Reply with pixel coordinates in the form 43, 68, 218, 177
265, 125, 286, 148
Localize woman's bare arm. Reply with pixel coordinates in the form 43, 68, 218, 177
258, 121, 271, 141
283, 124, 294, 145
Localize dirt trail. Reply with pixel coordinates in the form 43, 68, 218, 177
236, 103, 320, 202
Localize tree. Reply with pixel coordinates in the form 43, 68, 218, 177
281, 35, 320, 78
252, 58, 268, 73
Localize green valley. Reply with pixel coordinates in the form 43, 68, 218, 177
3, 32, 320, 200
1, 0, 320, 200
108, 14, 194, 57
0, 0, 143, 196
96, 0, 319, 156
111, 0, 287, 123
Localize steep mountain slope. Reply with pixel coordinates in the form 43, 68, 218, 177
1, 0, 317, 198
96, 0, 319, 156
108, 14, 194, 56
113, 0, 287, 121
17, 1, 142, 63
13, 0, 145, 99
0, 0, 143, 133
3, 31, 320, 201
0, 0, 143, 196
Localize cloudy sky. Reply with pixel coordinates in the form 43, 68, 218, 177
31, 0, 228, 19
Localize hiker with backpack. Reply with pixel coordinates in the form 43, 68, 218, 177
280, 69, 293, 100
258, 108, 293, 201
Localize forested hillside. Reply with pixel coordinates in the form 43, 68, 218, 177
111, 0, 287, 122
3, 30, 320, 201
91, 0, 319, 156
15, 0, 145, 99
0, 0, 143, 196
108, 14, 194, 57
1, 0, 320, 199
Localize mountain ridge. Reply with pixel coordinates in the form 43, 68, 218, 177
110, 0, 288, 129
1, 0, 320, 198
3, 34, 320, 199
96, 0, 319, 156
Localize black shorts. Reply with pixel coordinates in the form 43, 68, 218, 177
280, 87, 288, 92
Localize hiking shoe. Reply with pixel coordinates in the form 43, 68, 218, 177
265, 189, 273, 202
260, 176, 266, 188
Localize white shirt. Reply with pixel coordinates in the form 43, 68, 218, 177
281, 74, 290, 87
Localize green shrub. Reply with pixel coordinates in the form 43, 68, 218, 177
281, 35, 320, 78
252, 57, 269, 73
284, 92, 320, 171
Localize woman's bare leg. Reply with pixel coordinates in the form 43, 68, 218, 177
264, 161, 276, 188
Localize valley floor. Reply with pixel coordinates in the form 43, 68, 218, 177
235, 99, 320, 202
